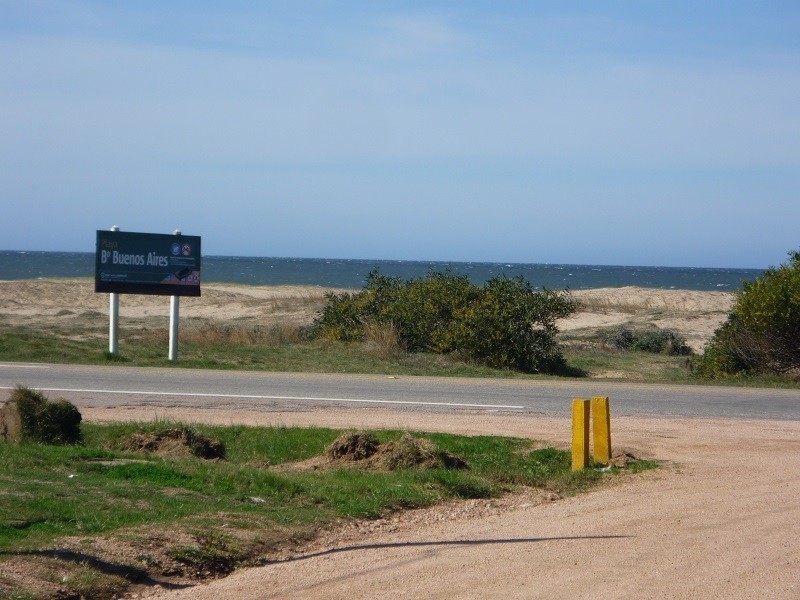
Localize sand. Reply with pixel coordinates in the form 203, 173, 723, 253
0, 279, 342, 325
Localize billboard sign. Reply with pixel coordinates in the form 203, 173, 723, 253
95, 230, 201, 296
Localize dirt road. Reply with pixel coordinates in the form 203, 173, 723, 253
81, 407, 800, 599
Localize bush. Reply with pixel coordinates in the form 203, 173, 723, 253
312, 270, 576, 374
697, 250, 800, 378
453, 276, 576, 372
603, 326, 638, 350
694, 315, 759, 378
312, 271, 403, 343
601, 326, 690, 355
6, 386, 82, 444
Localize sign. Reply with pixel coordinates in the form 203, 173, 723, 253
95, 230, 201, 296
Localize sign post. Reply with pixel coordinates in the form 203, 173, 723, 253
95, 229, 201, 360
108, 225, 120, 355
168, 229, 181, 361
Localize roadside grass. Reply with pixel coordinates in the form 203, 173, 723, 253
1, 321, 797, 387
0, 323, 542, 379
0, 422, 636, 598
563, 347, 695, 383
560, 346, 800, 388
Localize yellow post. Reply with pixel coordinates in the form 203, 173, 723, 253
572, 399, 590, 471
592, 396, 612, 464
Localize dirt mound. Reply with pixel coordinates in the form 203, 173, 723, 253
123, 428, 225, 460
380, 433, 468, 470
277, 431, 468, 473
327, 431, 380, 461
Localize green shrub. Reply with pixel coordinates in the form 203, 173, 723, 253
694, 315, 759, 378
453, 276, 576, 372
697, 250, 800, 378
312, 270, 576, 374
603, 326, 638, 350
8, 385, 82, 444
389, 270, 478, 353
633, 329, 690, 355
601, 326, 690, 355
313, 270, 404, 342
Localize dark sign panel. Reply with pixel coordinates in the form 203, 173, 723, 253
95, 230, 201, 296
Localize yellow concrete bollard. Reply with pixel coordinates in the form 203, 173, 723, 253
572, 399, 590, 471
592, 396, 612, 464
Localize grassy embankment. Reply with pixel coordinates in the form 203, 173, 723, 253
0, 315, 700, 382
0, 311, 792, 388
0, 421, 652, 598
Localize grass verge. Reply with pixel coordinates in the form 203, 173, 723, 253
0, 422, 654, 599
2, 321, 797, 387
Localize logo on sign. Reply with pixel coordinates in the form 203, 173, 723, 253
171, 243, 181, 256
181, 244, 192, 256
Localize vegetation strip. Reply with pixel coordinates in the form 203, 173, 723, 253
0, 420, 654, 599
2, 261, 798, 386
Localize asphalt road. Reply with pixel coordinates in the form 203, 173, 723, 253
1, 362, 798, 420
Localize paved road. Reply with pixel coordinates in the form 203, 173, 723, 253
1, 362, 798, 420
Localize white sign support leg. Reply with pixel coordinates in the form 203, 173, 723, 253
169, 295, 179, 361
168, 228, 182, 361
109, 293, 119, 354
108, 225, 120, 355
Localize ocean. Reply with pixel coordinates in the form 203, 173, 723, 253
0, 251, 764, 291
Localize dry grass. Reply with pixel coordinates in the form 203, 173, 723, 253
575, 297, 653, 314
362, 321, 404, 358
177, 320, 307, 347
572, 287, 734, 314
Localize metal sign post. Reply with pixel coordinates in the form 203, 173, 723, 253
108, 228, 120, 355
168, 229, 181, 361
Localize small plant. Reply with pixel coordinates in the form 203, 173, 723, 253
603, 326, 638, 350
169, 532, 236, 577
4, 385, 82, 444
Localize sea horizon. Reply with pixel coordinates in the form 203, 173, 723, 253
0, 250, 766, 291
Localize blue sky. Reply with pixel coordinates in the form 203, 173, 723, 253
1, 1, 798, 268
